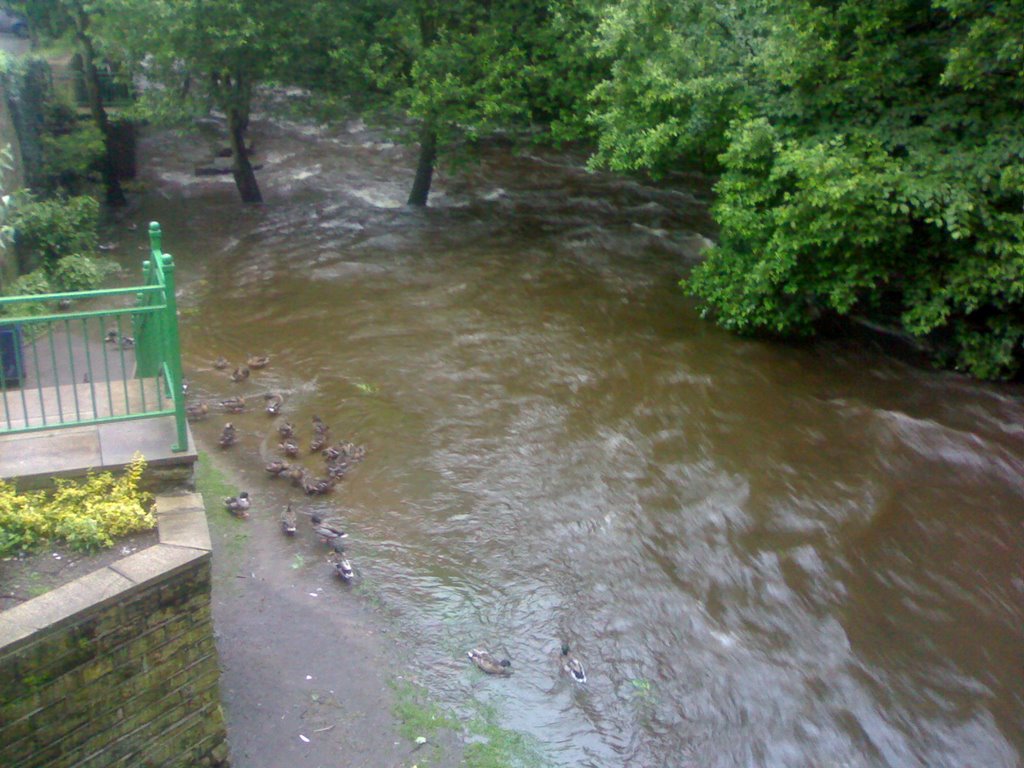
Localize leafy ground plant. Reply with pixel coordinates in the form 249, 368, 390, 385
0, 454, 153, 556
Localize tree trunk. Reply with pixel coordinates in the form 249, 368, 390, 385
72, 4, 126, 207
407, 127, 436, 207
227, 107, 262, 203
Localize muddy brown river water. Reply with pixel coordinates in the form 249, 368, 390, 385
116, 112, 1023, 768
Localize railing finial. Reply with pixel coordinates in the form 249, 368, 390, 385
148, 221, 162, 255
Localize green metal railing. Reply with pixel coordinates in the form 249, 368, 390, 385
0, 222, 188, 452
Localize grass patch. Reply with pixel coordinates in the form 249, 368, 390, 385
390, 680, 550, 768
194, 451, 249, 558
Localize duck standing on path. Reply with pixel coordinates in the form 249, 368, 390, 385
467, 649, 513, 676
224, 491, 251, 518
560, 643, 587, 684
280, 504, 297, 535
265, 460, 290, 477
218, 422, 237, 448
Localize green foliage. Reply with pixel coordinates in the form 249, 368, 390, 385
0, 455, 154, 556
40, 123, 105, 193
50, 252, 119, 291
9, 194, 100, 269
591, 0, 1024, 378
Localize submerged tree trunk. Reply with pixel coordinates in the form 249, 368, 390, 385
227, 106, 262, 203
407, 126, 437, 207
71, 2, 126, 207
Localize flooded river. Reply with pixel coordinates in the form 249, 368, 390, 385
120, 113, 1023, 767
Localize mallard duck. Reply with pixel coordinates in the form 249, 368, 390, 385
467, 649, 513, 677
280, 504, 297, 535
265, 460, 290, 476
246, 354, 271, 369
279, 438, 300, 458
218, 422, 237, 448
219, 396, 246, 413
560, 644, 586, 684
120, 335, 136, 349
105, 329, 119, 344
312, 518, 348, 543
278, 421, 295, 439
326, 460, 350, 479
224, 491, 250, 518
213, 356, 230, 370
302, 475, 335, 496
186, 401, 209, 421
330, 553, 355, 581
309, 432, 328, 454
230, 366, 250, 382
264, 392, 284, 415
287, 466, 307, 487
312, 415, 328, 433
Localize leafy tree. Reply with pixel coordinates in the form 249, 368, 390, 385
321, 0, 558, 206
14, 0, 127, 205
591, 0, 1024, 378
98, 0, 319, 203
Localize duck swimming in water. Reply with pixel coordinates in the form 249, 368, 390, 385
467, 649, 513, 677
312, 517, 348, 544
264, 392, 284, 415
186, 401, 209, 421
218, 422, 237, 448
330, 553, 355, 581
278, 421, 295, 439
230, 366, 250, 382
279, 438, 300, 458
246, 354, 271, 369
560, 643, 586, 684
213, 355, 230, 370
265, 460, 290, 476
219, 396, 246, 413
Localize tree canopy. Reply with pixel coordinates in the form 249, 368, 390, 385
19, 0, 1021, 378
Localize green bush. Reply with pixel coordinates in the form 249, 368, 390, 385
40, 124, 105, 193
10, 194, 100, 269
0, 455, 154, 556
50, 253, 119, 292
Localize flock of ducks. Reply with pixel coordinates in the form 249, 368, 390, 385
199, 353, 588, 683
188, 354, 365, 584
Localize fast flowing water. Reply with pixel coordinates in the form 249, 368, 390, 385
123, 113, 1023, 768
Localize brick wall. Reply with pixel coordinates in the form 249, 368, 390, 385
0, 494, 229, 768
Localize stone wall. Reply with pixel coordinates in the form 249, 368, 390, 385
0, 493, 229, 768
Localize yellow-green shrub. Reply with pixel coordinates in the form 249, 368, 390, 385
0, 455, 154, 555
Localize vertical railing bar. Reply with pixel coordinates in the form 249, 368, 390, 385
64, 318, 82, 422
0, 340, 9, 428
46, 323, 61, 424
81, 316, 99, 418
100, 314, 115, 416
116, 314, 130, 415
22, 324, 40, 426
12, 323, 29, 427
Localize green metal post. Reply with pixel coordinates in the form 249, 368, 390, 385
161, 251, 187, 452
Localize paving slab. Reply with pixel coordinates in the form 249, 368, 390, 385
157, 507, 212, 551
98, 415, 195, 467
2, 567, 133, 632
0, 427, 101, 479
109, 543, 207, 585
